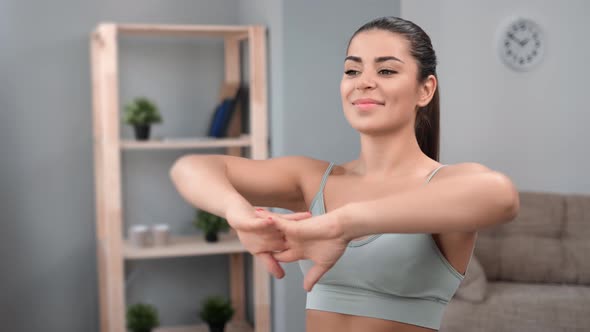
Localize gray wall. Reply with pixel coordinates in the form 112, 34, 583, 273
18, 1, 573, 332
265, 1, 402, 332
236, 0, 286, 325
402, 0, 590, 194
1, 1, 400, 331
1, 1, 244, 331
239, 2, 401, 331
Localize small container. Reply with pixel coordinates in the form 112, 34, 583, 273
152, 224, 170, 246
129, 224, 150, 248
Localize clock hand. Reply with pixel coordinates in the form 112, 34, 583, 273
507, 32, 522, 46
520, 38, 530, 47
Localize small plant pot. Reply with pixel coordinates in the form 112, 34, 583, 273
205, 232, 219, 243
207, 322, 226, 332
133, 124, 151, 140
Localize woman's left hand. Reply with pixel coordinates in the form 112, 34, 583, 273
255, 209, 349, 292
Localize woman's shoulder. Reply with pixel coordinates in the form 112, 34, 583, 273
278, 155, 332, 167
443, 162, 493, 174
432, 162, 500, 182
275, 155, 334, 177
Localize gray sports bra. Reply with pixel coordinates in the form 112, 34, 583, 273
298, 162, 473, 330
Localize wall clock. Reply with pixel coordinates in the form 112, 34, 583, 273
498, 17, 545, 71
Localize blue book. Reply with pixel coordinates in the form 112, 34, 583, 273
219, 87, 243, 136
207, 86, 244, 138
207, 99, 233, 138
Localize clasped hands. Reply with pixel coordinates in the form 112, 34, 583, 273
225, 206, 349, 291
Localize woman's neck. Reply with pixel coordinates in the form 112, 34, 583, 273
352, 127, 433, 179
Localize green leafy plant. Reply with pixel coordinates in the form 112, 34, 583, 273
123, 97, 163, 126
126, 303, 159, 332
193, 210, 230, 242
199, 296, 234, 327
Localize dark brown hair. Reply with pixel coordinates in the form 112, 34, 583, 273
348, 16, 440, 161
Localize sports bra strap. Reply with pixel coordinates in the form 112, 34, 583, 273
425, 164, 447, 184
320, 162, 444, 188
319, 162, 336, 192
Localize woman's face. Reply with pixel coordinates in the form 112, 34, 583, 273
340, 29, 426, 135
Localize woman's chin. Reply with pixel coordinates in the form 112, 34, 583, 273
349, 119, 408, 136
352, 125, 392, 136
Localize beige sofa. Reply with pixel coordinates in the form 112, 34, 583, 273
440, 191, 590, 332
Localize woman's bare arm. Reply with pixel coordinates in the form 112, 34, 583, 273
169, 154, 312, 218
169, 154, 316, 278
335, 163, 519, 239
269, 163, 520, 290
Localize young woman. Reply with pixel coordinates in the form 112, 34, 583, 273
170, 16, 519, 332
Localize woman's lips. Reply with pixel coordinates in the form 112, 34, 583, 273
352, 99, 384, 111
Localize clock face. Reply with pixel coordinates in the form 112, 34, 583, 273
498, 18, 544, 71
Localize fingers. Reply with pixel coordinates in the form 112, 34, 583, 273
251, 240, 287, 253
231, 208, 311, 233
266, 238, 289, 252
304, 264, 329, 292
239, 214, 278, 232
282, 211, 313, 221
258, 253, 285, 279
255, 209, 312, 221
241, 231, 287, 254
251, 212, 293, 236
272, 217, 301, 239
272, 249, 300, 263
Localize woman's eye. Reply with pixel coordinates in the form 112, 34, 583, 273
345, 69, 359, 76
379, 69, 397, 75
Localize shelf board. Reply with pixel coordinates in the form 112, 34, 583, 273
120, 135, 251, 150
154, 321, 253, 332
124, 233, 247, 260
115, 23, 251, 38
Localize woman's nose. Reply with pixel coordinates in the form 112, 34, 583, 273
355, 73, 377, 90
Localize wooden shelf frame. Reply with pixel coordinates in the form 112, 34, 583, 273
120, 134, 252, 150
123, 233, 247, 260
117, 23, 251, 40
90, 23, 269, 332
154, 320, 253, 332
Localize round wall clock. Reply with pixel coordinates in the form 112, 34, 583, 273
497, 17, 545, 71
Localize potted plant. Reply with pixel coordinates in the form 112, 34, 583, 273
194, 209, 230, 242
126, 303, 160, 332
123, 97, 162, 140
199, 296, 234, 332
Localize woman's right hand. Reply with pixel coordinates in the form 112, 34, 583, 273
225, 205, 312, 279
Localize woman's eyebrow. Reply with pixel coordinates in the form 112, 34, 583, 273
376, 56, 404, 63
344, 55, 404, 64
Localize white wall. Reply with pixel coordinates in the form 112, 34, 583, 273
402, 0, 590, 194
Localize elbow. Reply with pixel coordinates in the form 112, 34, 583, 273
491, 172, 520, 223
169, 154, 197, 184
169, 157, 184, 183
508, 190, 520, 222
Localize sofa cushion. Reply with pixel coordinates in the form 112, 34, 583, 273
441, 282, 590, 332
454, 256, 487, 303
474, 192, 590, 285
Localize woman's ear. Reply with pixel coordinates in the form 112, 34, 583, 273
417, 75, 437, 108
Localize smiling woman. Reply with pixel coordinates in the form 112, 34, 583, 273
170, 16, 518, 332
340, 23, 439, 145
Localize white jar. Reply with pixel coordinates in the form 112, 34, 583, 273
129, 224, 150, 248
152, 224, 170, 246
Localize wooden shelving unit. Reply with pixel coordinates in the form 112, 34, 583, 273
120, 135, 252, 150
123, 233, 248, 260
90, 23, 269, 332
154, 320, 253, 332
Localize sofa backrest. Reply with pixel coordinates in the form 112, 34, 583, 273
475, 191, 590, 285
